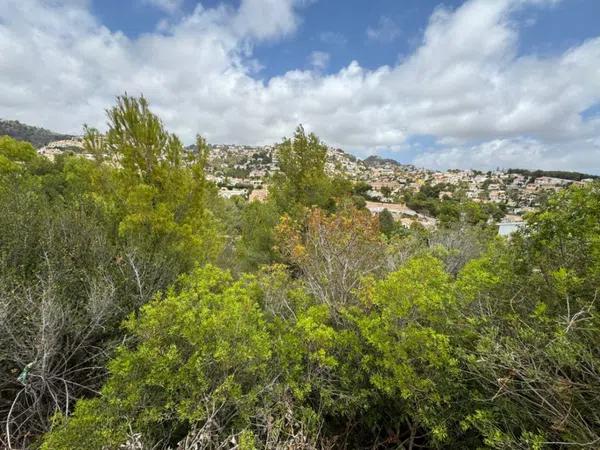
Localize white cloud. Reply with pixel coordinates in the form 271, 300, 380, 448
309, 51, 330, 70
233, 0, 305, 41
0, 0, 599, 172
413, 137, 600, 174
366, 16, 401, 43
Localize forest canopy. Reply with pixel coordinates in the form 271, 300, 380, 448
1, 96, 599, 450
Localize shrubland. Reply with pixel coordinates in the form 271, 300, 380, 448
0, 96, 598, 449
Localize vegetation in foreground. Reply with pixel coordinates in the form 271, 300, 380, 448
1, 96, 599, 449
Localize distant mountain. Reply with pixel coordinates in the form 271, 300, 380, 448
0, 119, 74, 148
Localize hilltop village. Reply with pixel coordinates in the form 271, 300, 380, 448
37, 138, 595, 231
204, 144, 595, 229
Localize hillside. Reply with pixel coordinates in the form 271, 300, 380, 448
0, 119, 74, 148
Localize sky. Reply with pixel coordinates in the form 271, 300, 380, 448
1, 0, 600, 172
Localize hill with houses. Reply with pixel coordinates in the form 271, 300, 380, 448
3, 119, 597, 230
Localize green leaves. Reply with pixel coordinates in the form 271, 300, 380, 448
6, 98, 599, 449
270, 125, 339, 215
355, 256, 464, 443
0, 98, 226, 448
43, 265, 273, 449
0, 135, 39, 176
85, 95, 224, 272
40, 182, 600, 448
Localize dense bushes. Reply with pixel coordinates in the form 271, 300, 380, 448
0, 96, 223, 449
40, 183, 600, 449
41, 266, 275, 449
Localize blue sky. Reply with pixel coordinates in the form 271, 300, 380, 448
2, 0, 600, 172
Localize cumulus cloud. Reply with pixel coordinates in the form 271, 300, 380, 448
0, 0, 599, 172
233, 0, 305, 41
413, 137, 600, 174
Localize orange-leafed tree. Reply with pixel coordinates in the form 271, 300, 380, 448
276, 205, 385, 308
